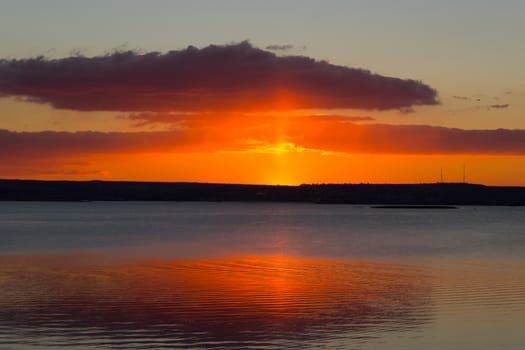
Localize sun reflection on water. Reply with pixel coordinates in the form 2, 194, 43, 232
0, 254, 432, 349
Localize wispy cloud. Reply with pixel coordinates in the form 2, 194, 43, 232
122, 112, 375, 127
265, 44, 296, 51
488, 104, 510, 110
452, 95, 470, 101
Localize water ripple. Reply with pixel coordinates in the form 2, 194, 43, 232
2, 255, 525, 349
0, 255, 434, 349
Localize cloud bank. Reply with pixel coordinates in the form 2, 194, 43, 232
0, 42, 438, 112
2, 120, 525, 161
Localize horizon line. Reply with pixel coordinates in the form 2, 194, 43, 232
0, 178, 509, 188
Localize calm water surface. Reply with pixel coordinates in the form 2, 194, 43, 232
0, 202, 524, 349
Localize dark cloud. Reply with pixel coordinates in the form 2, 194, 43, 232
0, 42, 438, 112
265, 44, 295, 51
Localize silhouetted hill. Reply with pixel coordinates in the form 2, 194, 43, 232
0, 180, 524, 205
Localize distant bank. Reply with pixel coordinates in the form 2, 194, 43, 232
0, 179, 524, 206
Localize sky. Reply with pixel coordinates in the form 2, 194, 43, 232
1, 0, 525, 185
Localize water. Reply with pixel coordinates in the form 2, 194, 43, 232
1, 202, 524, 349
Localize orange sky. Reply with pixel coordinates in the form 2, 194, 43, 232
1, 43, 525, 185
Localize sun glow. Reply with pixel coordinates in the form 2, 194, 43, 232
242, 141, 306, 154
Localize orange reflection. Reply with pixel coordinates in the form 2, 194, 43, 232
0, 254, 431, 347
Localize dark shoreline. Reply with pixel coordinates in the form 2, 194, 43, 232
1, 179, 524, 206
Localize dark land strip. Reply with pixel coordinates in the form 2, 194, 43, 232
1, 180, 524, 205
